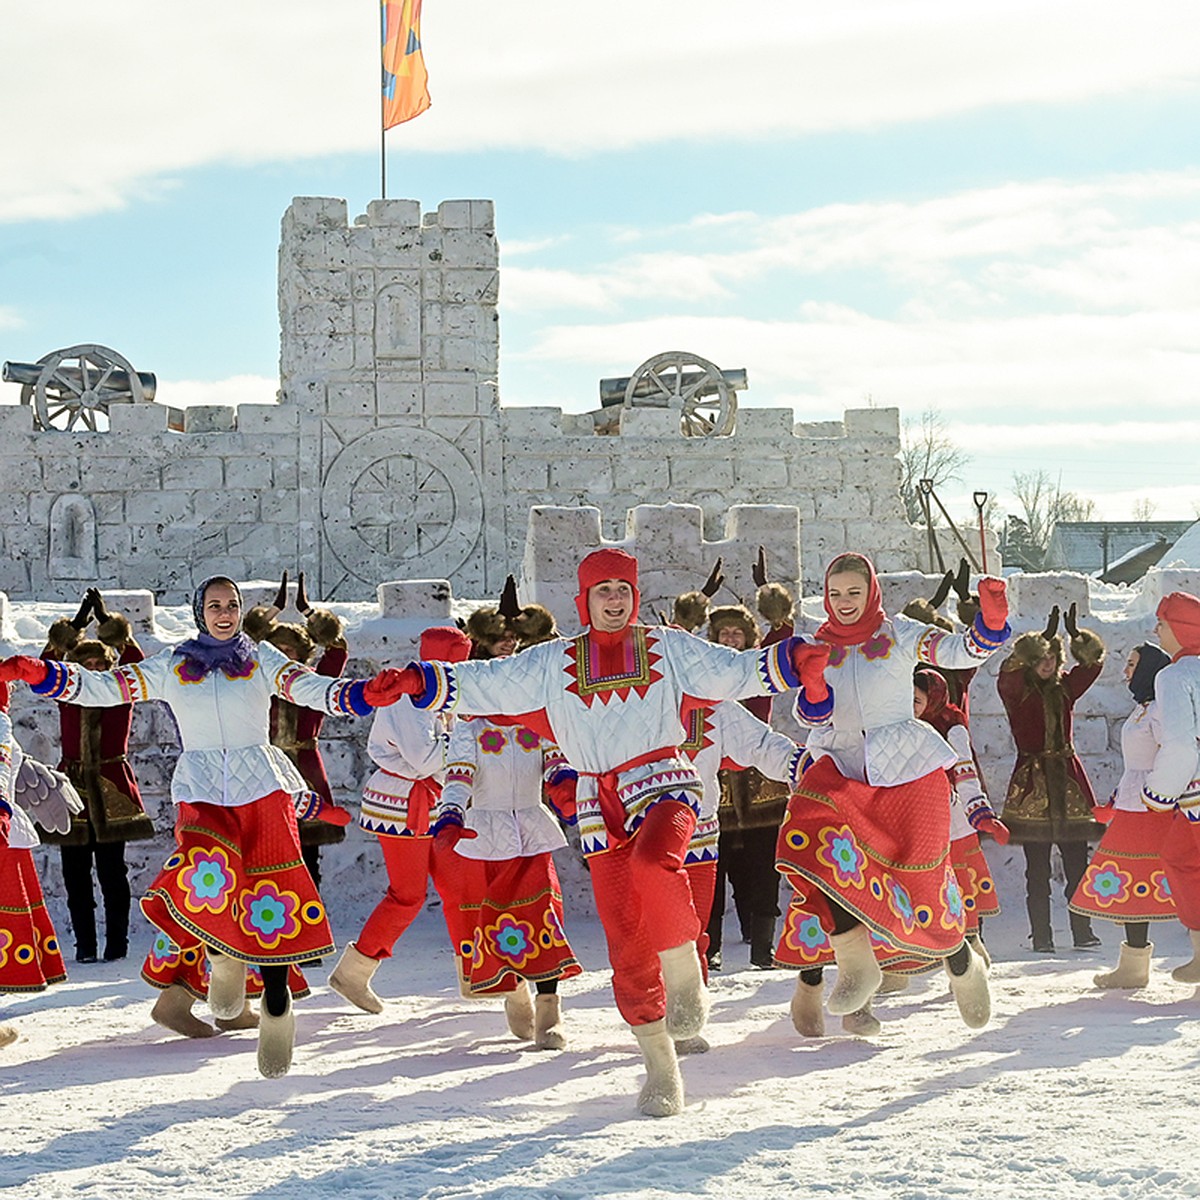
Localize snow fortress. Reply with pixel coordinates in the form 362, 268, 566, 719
0, 196, 930, 603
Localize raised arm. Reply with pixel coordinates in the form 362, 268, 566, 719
10, 650, 172, 707
714, 700, 804, 788
409, 644, 552, 718
259, 640, 376, 717
660, 627, 801, 702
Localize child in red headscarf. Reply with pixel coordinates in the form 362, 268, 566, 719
775, 552, 1010, 1037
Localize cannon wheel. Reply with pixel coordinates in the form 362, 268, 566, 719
623, 350, 737, 437
22, 344, 145, 432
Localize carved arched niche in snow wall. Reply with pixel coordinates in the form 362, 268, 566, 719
48, 494, 98, 580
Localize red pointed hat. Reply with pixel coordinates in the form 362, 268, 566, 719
1157, 591, 1200, 660
576, 548, 640, 626
420, 625, 472, 663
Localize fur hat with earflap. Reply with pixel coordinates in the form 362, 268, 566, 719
672, 591, 710, 633
267, 622, 315, 663
514, 604, 557, 649
708, 604, 760, 648
66, 639, 118, 669
756, 582, 794, 630
466, 606, 512, 658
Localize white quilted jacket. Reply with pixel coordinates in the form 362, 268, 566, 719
797, 614, 1004, 787
1144, 656, 1200, 811
359, 698, 448, 836
34, 642, 367, 808
0, 712, 38, 850
437, 717, 570, 860
1111, 702, 1162, 812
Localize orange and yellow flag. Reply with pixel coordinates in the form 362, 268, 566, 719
381, 0, 430, 129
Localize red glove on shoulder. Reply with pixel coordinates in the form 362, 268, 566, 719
791, 642, 831, 704
362, 666, 423, 707
0, 656, 50, 687
976, 816, 1010, 845
976, 577, 1008, 631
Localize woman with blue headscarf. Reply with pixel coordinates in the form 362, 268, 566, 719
0, 575, 407, 1076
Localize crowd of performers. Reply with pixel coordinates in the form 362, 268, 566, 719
2, 552, 1200, 1118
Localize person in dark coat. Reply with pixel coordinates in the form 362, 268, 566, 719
997, 603, 1105, 952
40, 590, 154, 963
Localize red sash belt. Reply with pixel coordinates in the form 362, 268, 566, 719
580, 746, 676, 846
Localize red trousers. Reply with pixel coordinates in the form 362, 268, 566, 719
1159, 811, 1200, 930
686, 859, 717, 982
356, 835, 484, 963
589, 801, 700, 1026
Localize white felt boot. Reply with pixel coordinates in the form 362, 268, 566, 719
0, 1024, 17, 1048
151, 984, 218, 1039
633, 1019, 685, 1117
841, 1000, 882, 1036
504, 981, 535, 1040
215, 1000, 260, 1031
877, 972, 910, 995
659, 941, 710, 1039
827, 926, 883, 1016
257, 997, 296, 1079
1172, 930, 1200, 984
1094, 942, 1153, 989
946, 943, 991, 1029
207, 951, 248, 1021
790, 977, 826, 1037
329, 943, 385, 1014
534, 993, 567, 1050
673, 1035, 711, 1055
967, 933, 992, 969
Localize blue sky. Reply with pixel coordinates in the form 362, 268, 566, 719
2, 1, 1199, 524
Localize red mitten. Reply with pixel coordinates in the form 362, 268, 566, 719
0, 656, 50, 686
976, 816, 1011, 845
320, 803, 353, 827
977, 577, 1008, 631
0, 807, 10, 845
0, 680, 9, 714
791, 642, 831, 703
362, 666, 423, 707
546, 776, 578, 825
1093, 803, 1116, 825
434, 824, 478, 852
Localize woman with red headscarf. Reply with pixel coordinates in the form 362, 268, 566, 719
913, 668, 1007, 962
379, 547, 806, 1117
1139, 591, 1200, 981
775, 552, 1010, 1037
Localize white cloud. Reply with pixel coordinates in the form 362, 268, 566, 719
0, 307, 24, 330
5, 1, 1200, 221
157, 374, 279, 409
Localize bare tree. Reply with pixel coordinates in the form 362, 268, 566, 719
1132, 497, 1158, 521
1006, 469, 1097, 568
899, 408, 969, 526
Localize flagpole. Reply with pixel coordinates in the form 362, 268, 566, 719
380, 55, 387, 199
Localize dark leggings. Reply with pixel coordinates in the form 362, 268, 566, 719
1125, 922, 1150, 949
798, 897, 972, 985
260, 965, 290, 1017
535, 979, 557, 995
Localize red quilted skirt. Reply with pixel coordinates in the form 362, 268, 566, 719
775, 757, 965, 957
141, 791, 335, 966
461, 854, 581, 995
1069, 809, 1177, 923
0, 846, 67, 993
141, 932, 310, 1000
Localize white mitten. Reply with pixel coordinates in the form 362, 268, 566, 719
13, 757, 83, 833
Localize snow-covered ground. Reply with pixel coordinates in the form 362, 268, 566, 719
4, 847, 1200, 1200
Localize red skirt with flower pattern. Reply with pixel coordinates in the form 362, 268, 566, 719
141, 931, 310, 1000
461, 853, 581, 994
0, 846, 67, 993
951, 833, 1000, 928
1069, 809, 1177, 923
141, 791, 335, 966
775, 758, 966, 957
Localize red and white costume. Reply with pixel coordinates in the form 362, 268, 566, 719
0, 708, 68, 993
405, 555, 800, 1028
436, 717, 581, 993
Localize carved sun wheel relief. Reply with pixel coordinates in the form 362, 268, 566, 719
320, 427, 483, 583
